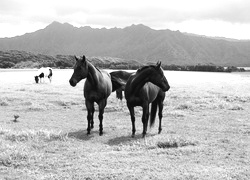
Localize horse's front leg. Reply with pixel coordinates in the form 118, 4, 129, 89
85, 100, 94, 135
127, 104, 136, 137
98, 99, 107, 136
142, 103, 149, 138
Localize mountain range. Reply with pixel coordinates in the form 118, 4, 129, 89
0, 21, 250, 66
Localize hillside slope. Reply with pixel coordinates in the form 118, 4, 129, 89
0, 22, 250, 66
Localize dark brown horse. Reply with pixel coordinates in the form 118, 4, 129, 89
69, 55, 116, 136
110, 70, 133, 101
125, 62, 170, 137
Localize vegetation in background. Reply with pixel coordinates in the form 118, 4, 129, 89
0, 50, 142, 70
0, 50, 246, 72
161, 64, 246, 72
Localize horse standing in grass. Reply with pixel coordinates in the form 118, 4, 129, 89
34, 67, 53, 83
110, 70, 133, 103
69, 55, 122, 135
125, 62, 170, 137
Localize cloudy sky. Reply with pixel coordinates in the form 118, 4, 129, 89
1, 0, 250, 39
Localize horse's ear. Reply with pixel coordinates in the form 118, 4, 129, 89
81, 55, 87, 66
74, 56, 78, 61
82, 55, 86, 62
156, 61, 161, 69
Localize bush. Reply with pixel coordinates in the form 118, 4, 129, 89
0, 61, 15, 68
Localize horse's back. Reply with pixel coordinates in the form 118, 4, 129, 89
110, 70, 132, 80
110, 71, 128, 92
37, 67, 52, 76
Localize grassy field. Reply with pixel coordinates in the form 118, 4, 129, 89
0, 69, 250, 180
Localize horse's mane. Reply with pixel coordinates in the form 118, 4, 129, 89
86, 59, 102, 74
94, 65, 102, 73
136, 65, 155, 74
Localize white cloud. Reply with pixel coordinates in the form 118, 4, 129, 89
1, 0, 250, 39
165, 20, 250, 40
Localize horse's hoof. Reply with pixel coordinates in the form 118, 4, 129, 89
158, 130, 162, 134
131, 134, 135, 138
99, 132, 103, 136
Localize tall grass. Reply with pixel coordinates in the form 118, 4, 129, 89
0, 128, 68, 142
0, 128, 69, 168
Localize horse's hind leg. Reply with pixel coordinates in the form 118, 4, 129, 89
90, 107, 94, 129
142, 104, 149, 137
127, 105, 136, 137
98, 99, 107, 136
86, 101, 94, 135
158, 100, 164, 134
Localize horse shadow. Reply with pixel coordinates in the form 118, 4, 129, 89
67, 129, 100, 141
107, 133, 156, 146
67, 129, 158, 144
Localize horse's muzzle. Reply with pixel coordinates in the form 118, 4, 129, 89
162, 85, 170, 92
69, 79, 76, 87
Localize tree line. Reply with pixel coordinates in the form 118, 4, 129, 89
161, 64, 245, 72
0, 50, 246, 72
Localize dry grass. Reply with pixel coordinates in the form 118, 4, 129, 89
0, 69, 250, 179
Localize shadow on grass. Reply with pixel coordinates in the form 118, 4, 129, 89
107, 133, 156, 146
68, 129, 101, 141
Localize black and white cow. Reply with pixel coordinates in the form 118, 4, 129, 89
34, 67, 53, 83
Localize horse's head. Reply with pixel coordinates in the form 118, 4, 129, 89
69, 55, 89, 87
148, 61, 170, 92
34, 76, 39, 83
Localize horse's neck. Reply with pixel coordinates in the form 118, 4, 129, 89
129, 68, 151, 95
87, 63, 99, 86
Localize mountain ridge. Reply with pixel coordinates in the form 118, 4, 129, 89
0, 21, 250, 66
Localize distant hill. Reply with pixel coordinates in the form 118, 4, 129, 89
0, 21, 250, 66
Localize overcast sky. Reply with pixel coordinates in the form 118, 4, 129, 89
1, 0, 250, 39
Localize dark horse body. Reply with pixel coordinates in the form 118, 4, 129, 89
69, 55, 114, 135
125, 62, 170, 137
110, 70, 133, 101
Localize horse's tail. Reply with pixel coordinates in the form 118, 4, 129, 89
110, 74, 125, 92
116, 89, 123, 100
150, 100, 158, 128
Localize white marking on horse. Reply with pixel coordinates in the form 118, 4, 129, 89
34, 67, 53, 83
